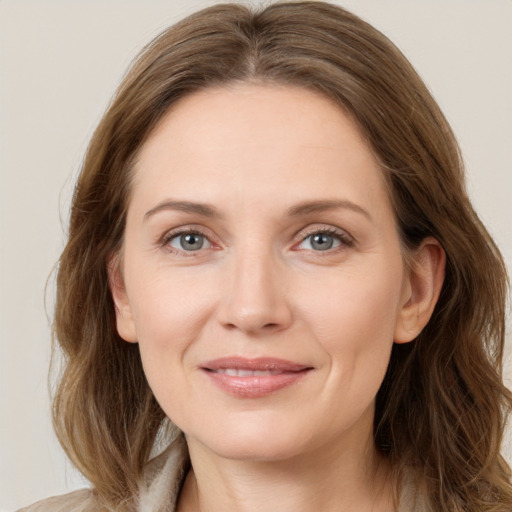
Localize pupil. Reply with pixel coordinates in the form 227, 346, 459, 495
182, 233, 203, 250
312, 233, 333, 250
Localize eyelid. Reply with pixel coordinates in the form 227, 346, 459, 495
293, 224, 355, 251
157, 223, 354, 255
159, 225, 218, 255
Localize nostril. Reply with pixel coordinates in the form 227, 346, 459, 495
217, 295, 293, 334
222, 321, 282, 334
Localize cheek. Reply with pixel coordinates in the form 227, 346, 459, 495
128, 263, 213, 336
126, 266, 220, 380
306, 261, 402, 336
301, 261, 403, 382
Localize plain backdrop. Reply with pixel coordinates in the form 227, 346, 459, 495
0, 0, 511, 510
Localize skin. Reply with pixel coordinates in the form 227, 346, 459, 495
110, 83, 445, 512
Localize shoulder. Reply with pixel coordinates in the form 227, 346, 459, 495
17, 488, 94, 512
18, 436, 189, 512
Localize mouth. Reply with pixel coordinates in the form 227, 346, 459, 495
200, 357, 313, 398
211, 368, 287, 376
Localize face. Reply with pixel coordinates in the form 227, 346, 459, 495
111, 84, 419, 463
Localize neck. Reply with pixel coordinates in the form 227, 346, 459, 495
177, 424, 395, 512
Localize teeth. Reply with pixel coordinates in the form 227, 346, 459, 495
215, 369, 282, 376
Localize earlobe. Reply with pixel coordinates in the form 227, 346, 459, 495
394, 237, 446, 344
107, 254, 138, 343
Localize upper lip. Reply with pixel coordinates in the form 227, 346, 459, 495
201, 357, 312, 372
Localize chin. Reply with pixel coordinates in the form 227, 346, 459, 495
204, 436, 308, 462
185, 415, 335, 463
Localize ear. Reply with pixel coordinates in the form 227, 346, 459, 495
107, 253, 138, 343
394, 237, 446, 344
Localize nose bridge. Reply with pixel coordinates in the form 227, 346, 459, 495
219, 240, 291, 334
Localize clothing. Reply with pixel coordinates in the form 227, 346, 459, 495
19, 436, 425, 511
18, 437, 188, 512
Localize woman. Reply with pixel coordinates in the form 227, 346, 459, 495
20, 1, 511, 511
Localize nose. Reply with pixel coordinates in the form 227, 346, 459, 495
216, 247, 293, 336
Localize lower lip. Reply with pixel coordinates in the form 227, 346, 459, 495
202, 369, 311, 398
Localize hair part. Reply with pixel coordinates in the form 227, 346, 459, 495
52, 2, 512, 510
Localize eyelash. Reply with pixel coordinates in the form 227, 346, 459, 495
160, 226, 354, 256
160, 228, 212, 256
296, 227, 354, 252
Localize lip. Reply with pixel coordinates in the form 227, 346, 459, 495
200, 357, 313, 398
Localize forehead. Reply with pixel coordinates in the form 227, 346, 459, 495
130, 83, 390, 216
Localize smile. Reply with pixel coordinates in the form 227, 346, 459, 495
212, 369, 285, 376
200, 357, 313, 398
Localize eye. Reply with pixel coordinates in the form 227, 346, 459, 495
301, 232, 339, 251
312, 233, 337, 250
297, 229, 353, 252
166, 231, 212, 252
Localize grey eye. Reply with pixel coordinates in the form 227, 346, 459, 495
170, 232, 210, 251
309, 233, 335, 250
298, 232, 343, 251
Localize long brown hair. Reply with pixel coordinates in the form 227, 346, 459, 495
52, 2, 512, 510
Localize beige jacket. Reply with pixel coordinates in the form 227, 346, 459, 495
19, 437, 425, 511
18, 437, 189, 512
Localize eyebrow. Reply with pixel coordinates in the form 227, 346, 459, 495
144, 200, 220, 221
286, 199, 372, 220
143, 198, 371, 222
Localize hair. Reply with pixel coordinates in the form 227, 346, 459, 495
52, 2, 511, 510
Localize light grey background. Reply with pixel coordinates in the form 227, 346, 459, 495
1, 1, 511, 509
